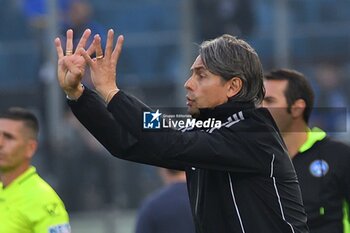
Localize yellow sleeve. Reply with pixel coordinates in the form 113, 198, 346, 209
31, 199, 71, 233
22, 178, 71, 233
0, 168, 70, 233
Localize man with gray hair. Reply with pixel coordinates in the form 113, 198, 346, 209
54, 29, 309, 233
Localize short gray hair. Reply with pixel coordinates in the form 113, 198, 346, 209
199, 34, 265, 105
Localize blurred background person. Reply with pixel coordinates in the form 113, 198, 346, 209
135, 168, 195, 233
60, 0, 106, 89
263, 69, 350, 233
20, 0, 70, 63
0, 107, 70, 233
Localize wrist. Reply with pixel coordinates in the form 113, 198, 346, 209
104, 88, 119, 103
96, 86, 119, 103
66, 84, 84, 100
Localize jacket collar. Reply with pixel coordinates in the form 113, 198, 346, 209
0, 166, 36, 190
197, 100, 255, 121
298, 127, 327, 153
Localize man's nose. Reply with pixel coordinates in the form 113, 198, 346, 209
184, 76, 194, 90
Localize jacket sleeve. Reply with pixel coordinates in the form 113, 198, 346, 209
106, 91, 280, 174
68, 88, 188, 170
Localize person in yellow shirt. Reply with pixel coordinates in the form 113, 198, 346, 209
0, 107, 70, 233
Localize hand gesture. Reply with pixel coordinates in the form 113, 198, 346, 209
81, 29, 124, 103
54, 29, 94, 99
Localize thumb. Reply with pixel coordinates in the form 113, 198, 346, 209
79, 48, 94, 67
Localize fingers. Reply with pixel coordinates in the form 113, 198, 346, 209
54, 37, 64, 59
111, 35, 124, 65
75, 29, 92, 53
58, 29, 124, 68
80, 48, 95, 67
83, 30, 95, 57
94, 34, 104, 60
86, 40, 96, 57
65, 29, 74, 56
104, 29, 114, 59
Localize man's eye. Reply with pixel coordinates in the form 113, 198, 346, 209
3, 134, 14, 140
263, 97, 274, 104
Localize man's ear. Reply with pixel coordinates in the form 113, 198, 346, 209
25, 139, 38, 160
291, 99, 306, 119
227, 77, 243, 98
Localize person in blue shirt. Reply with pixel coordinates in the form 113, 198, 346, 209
135, 168, 195, 233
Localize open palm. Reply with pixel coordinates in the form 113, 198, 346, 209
54, 29, 94, 97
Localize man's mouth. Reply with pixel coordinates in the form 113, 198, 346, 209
186, 96, 194, 106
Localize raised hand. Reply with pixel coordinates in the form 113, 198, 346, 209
54, 29, 94, 99
80, 29, 124, 103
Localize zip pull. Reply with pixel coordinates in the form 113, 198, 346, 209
320, 206, 325, 215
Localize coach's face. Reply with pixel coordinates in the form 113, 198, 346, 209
184, 56, 240, 117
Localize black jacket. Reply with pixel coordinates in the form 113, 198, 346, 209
68, 88, 309, 233
293, 134, 350, 233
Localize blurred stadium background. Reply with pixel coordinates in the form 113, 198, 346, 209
0, 0, 349, 232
